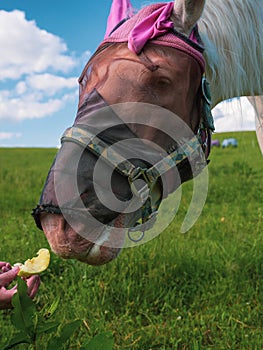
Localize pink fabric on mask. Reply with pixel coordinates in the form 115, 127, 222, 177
104, 0, 134, 38
105, 1, 174, 53
127, 2, 174, 53
102, 2, 205, 72
189, 28, 200, 44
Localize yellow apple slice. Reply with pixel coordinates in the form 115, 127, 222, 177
16, 249, 50, 277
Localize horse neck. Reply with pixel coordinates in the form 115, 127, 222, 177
199, 0, 263, 107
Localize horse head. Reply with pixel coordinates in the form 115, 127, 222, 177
33, 0, 214, 265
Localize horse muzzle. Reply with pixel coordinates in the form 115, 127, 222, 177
39, 212, 125, 265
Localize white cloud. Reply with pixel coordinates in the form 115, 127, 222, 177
0, 10, 83, 121
212, 97, 256, 133
15, 81, 27, 94
24, 74, 78, 95
80, 50, 92, 67
0, 10, 77, 80
0, 86, 78, 121
0, 132, 22, 140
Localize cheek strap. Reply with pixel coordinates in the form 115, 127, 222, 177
198, 77, 215, 159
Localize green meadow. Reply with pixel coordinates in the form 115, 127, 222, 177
0, 131, 263, 349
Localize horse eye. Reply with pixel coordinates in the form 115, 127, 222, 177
155, 77, 171, 87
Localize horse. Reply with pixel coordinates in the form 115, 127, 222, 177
32, 0, 263, 265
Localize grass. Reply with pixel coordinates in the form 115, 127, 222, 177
0, 131, 263, 349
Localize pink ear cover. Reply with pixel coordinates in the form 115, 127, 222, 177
102, 1, 205, 72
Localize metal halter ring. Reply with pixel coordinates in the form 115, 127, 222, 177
127, 229, 145, 243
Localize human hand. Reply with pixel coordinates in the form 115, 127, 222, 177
0, 262, 40, 309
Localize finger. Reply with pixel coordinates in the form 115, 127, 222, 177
0, 262, 11, 270
1, 265, 11, 273
0, 286, 17, 310
0, 266, 20, 287
0, 262, 7, 268
26, 275, 41, 299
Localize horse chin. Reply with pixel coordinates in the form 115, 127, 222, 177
40, 213, 122, 265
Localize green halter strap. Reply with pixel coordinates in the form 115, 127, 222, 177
61, 125, 202, 237
61, 127, 201, 195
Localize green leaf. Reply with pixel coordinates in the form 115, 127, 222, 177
4, 331, 31, 350
46, 337, 63, 350
46, 319, 82, 350
58, 319, 82, 343
43, 296, 60, 319
83, 332, 114, 350
11, 279, 36, 338
36, 321, 60, 335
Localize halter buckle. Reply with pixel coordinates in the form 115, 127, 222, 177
128, 167, 150, 204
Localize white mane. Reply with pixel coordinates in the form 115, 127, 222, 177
199, 0, 263, 107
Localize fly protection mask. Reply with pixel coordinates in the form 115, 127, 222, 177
33, 2, 214, 250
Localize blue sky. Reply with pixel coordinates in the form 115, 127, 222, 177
0, 0, 256, 147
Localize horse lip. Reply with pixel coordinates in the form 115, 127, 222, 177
40, 213, 122, 265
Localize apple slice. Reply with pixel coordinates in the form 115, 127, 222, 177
15, 249, 50, 277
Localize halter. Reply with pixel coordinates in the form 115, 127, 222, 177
199, 76, 215, 158
60, 79, 214, 240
